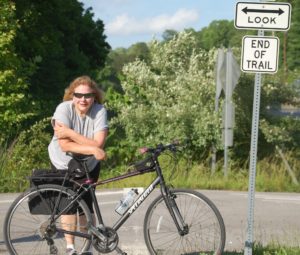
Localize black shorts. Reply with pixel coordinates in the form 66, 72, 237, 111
51, 162, 100, 213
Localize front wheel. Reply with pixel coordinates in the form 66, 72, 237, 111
3, 184, 93, 255
144, 189, 226, 255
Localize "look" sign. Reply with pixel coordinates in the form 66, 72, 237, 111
235, 2, 291, 31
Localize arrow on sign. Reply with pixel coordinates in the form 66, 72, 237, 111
242, 7, 284, 16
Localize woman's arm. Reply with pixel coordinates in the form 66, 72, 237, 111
54, 122, 108, 148
54, 122, 97, 146
54, 122, 108, 160
57, 138, 106, 160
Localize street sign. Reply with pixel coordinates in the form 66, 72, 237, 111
241, 36, 279, 73
237, 3, 292, 253
235, 2, 291, 31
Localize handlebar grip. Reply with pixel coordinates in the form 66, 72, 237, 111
138, 140, 182, 155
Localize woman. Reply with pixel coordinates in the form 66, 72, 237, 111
48, 75, 108, 255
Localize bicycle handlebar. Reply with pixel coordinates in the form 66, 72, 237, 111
139, 140, 181, 155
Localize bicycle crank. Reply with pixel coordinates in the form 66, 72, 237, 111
92, 226, 119, 253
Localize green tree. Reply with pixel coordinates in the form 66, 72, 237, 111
232, 71, 300, 160
198, 20, 244, 50
127, 42, 150, 63
111, 32, 222, 159
99, 42, 150, 97
162, 29, 178, 42
107, 42, 150, 74
286, 0, 300, 70
0, 0, 35, 142
14, 0, 110, 117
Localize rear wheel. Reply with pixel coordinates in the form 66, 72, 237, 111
4, 184, 92, 255
144, 189, 226, 255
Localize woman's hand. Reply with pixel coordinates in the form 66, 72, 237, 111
93, 147, 107, 160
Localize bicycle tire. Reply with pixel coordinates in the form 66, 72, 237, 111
144, 189, 226, 255
3, 184, 93, 255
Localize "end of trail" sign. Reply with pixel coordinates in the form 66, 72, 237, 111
241, 36, 279, 73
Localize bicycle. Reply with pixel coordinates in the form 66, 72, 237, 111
3, 141, 226, 255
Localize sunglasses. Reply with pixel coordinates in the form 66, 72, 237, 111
73, 92, 95, 99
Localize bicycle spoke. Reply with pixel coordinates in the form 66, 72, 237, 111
144, 189, 225, 254
4, 185, 92, 255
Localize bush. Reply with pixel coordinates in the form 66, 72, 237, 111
0, 118, 52, 192
110, 31, 222, 161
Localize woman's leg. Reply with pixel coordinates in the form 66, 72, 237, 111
79, 214, 95, 254
61, 214, 77, 246
79, 163, 100, 253
50, 163, 78, 251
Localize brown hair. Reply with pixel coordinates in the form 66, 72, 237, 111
63, 75, 104, 103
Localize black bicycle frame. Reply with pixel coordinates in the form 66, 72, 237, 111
112, 176, 160, 231
93, 155, 186, 234
49, 153, 187, 239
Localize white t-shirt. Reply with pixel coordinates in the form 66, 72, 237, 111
48, 101, 108, 170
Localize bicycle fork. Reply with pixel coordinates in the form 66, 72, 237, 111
164, 190, 189, 236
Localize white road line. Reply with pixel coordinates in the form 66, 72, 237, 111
95, 190, 123, 196
0, 191, 124, 204
0, 200, 14, 204
232, 192, 300, 203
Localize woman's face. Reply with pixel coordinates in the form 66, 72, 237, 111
72, 84, 95, 116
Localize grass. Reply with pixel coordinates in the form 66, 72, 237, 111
97, 154, 300, 193
223, 243, 300, 254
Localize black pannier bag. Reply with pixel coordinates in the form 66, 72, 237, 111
28, 169, 77, 215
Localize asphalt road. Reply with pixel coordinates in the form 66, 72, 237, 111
0, 189, 300, 254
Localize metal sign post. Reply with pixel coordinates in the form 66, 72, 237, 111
244, 29, 264, 255
223, 49, 240, 177
214, 49, 240, 177
234, 1, 292, 254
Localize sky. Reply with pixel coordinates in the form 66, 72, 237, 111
80, 0, 239, 49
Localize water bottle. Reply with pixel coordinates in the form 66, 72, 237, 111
115, 189, 139, 215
